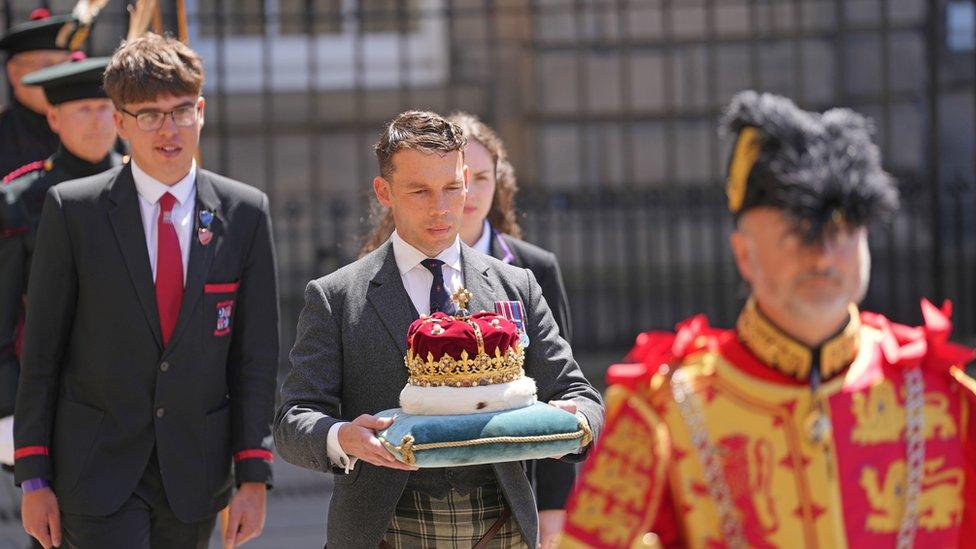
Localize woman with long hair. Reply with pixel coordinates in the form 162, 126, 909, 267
359, 112, 575, 548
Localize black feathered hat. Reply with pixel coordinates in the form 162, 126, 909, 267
721, 90, 899, 241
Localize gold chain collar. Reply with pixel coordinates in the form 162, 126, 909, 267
735, 298, 861, 382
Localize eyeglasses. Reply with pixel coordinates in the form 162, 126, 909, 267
120, 104, 200, 131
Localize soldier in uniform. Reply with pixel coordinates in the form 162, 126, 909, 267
0, 54, 121, 464
0, 8, 75, 177
560, 91, 976, 548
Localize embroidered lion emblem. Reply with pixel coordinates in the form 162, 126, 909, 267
860, 457, 963, 533
851, 381, 956, 444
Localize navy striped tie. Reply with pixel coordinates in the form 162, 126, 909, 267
421, 258, 451, 314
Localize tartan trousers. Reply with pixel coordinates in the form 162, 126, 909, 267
382, 483, 529, 548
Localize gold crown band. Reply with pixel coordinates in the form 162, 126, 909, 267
405, 346, 525, 388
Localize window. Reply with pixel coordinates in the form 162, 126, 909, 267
947, 1, 974, 52
188, 0, 447, 92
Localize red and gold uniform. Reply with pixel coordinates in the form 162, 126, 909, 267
561, 299, 976, 548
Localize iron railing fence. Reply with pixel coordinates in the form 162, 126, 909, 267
2, 0, 974, 359
267, 176, 976, 355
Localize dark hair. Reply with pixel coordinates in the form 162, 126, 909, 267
360, 112, 522, 256
373, 110, 467, 180
103, 33, 204, 107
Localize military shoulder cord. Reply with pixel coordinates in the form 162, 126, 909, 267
670, 366, 926, 549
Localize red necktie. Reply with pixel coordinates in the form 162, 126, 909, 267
156, 192, 183, 346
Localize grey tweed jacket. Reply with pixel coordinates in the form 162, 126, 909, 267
274, 241, 604, 548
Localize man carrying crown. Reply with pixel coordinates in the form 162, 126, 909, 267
559, 91, 976, 548
275, 110, 604, 548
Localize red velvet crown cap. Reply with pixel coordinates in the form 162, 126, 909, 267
407, 312, 520, 360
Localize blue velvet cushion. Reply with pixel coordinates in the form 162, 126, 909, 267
375, 402, 589, 468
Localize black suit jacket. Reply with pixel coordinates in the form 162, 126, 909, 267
488, 227, 576, 510
0, 147, 121, 417
14, 165, 279, 522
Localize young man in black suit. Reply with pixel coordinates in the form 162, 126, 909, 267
15, 34, 279, 549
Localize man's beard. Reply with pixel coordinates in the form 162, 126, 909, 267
787, 270, 852, 319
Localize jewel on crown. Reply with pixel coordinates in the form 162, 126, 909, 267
405, 287, 525, 388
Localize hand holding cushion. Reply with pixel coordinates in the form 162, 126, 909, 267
339, 414, 418, 471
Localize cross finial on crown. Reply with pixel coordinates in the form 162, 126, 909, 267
451, 287, 472, 315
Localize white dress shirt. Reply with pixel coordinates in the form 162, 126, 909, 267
326, 231, 465, 472
131, 159, 197, 284
391, 230, 464, 317
471, 219, 492, 255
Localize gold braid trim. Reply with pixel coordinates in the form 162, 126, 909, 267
736, 297, 860, 381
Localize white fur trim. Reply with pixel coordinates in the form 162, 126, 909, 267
399, 377, 538, 415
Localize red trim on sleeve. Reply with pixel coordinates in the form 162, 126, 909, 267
3, 160, 45, 184
14, 446, 49, 459
204, 282, 240, 294
1, 227, 28, 238
234, 449, 273, 462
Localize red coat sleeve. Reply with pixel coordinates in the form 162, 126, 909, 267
953, 367, 976, 549
560, 382, 674, 548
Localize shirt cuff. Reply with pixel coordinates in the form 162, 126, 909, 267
21, 478, 49, 493
326, 422, 357, 473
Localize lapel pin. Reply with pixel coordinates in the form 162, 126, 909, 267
198, 228, 212, 246
199, 209, 214, 229
198, 209, 215, 246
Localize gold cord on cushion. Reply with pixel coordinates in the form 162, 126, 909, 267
578, 413, 593, 448
380, 419, 591, 465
